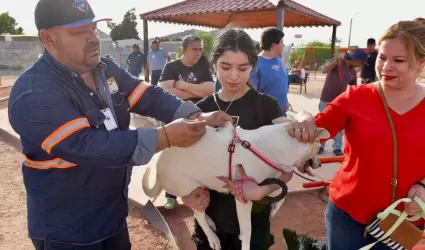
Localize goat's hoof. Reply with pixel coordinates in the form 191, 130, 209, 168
207, 235, 221, 250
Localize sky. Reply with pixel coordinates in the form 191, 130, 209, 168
3, 0, 425, 47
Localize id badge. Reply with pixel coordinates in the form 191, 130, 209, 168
101, 108, 118, 131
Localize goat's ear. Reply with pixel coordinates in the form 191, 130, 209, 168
272, 116, 292, 124
315, 128, 330, 141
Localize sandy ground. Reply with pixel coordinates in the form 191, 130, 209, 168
0, 75, 329, 250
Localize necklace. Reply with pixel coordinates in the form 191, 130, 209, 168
213, 89, 242, 113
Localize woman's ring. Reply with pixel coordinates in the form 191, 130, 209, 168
301, 128, 307, 132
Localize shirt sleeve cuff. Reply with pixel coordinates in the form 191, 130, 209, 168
172, 101, 201, 120
131, 128, 158, 165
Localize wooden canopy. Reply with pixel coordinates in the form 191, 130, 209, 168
139, 0, 340, 63
140, 0, 341, 28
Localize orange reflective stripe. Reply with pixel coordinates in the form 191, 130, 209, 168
128, 81, 149, 109
41, 117, 90, 154
24, 157, 77, 170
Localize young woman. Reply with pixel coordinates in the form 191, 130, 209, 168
286, 19, 425, 249
181, 29, 293, 250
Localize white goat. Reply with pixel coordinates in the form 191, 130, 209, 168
142, 116, 329, 250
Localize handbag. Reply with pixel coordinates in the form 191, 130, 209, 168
360, 83, 425, 250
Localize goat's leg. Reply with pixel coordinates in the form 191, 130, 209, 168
193, 210, 221, 250
235, 199, 253, 250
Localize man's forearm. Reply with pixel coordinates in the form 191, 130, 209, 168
178, 81, 214, 98
167, 88, 199, 100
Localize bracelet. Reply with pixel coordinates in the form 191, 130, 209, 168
235, 176, 257, 204
160, 123, 171, 148
416, 181, 425, 190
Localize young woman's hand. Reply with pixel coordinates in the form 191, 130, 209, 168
181, 187, 210, 212
217, 165, 270, 201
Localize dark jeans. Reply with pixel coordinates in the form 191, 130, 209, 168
31, 227, 131, 250
150, 70, 162, 86
288, 74, 302, 83
326, 201, 394, 250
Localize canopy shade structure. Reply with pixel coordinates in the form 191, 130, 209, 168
140, 0, 340, 28
139, 0, 340, 64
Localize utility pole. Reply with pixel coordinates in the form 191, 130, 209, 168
348, 18, 353, 47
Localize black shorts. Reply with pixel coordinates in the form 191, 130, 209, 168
192, 202, 275, 250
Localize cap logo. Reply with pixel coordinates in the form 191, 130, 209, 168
73, 0, 89, 13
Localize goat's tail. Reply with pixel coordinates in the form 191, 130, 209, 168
142, 166, 163, 200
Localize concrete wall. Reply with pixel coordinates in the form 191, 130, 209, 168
0, 40, 181, 73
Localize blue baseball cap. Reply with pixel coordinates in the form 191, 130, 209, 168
343, 49, 368, 62
35, 0, 111, 30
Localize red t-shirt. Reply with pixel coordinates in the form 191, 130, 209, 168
315, 84, 425, 224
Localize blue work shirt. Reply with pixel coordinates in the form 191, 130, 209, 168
127, 51, 144, 75
250, 56, 288, 112
8, 50, 200, 245
147, 48, 168, 72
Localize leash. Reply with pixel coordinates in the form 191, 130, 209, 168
227, 129, 284, 180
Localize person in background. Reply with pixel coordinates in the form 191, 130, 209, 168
287, 64, 306, 84
144, 39, 171, 86
159, 35, 215, 104
182, 28, 292, 250
250, 28, 288, 114
158, 35, 215, 209
318, 49, 367, 156
361, 38, 378, 84
126, 44, 144, 77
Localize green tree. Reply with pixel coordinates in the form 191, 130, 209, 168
306, 40, 328, 47
0, 12, 24, 35
107, 8, 139, 41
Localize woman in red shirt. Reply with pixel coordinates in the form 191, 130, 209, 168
286, 19, 425, 249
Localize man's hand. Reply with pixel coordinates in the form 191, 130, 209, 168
182, 187, 210, 212
164, 118, 207, 147
175, 75, 186, 89
198, 111, 231, 127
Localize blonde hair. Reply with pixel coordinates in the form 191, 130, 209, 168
379, 18, 425, 66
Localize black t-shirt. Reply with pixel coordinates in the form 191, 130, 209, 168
361, 50, 378, 81
195, 88, 283, 234
159, 57, 213, 103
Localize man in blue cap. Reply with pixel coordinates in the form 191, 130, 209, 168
8, 0, 230, 249
319, 49, 367, 156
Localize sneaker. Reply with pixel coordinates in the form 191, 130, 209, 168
318, 146, 325, 155
333, 149, 344, 156
164, 197, 176, 210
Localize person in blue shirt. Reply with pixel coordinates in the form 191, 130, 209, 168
250, 28, 288, 114
145, 39, 171, 86
10, 0, 230, 249
126, 44, 144, 77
